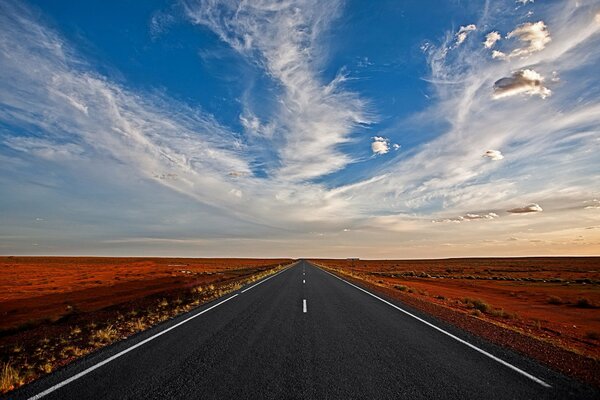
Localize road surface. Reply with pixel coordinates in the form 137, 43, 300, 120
8, 261, 598, 399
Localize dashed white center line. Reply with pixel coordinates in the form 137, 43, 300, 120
303, 279, 305, 284
303, 299, 307, 313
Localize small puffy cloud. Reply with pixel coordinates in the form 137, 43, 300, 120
483, 31, 501, 49
227, 171, 248, 178
507, 203, 543, 213
491, 50, 507, 59
455, 24, 477, 46
483, 149, 504, 160
393, 143, 401, 151
371, 136, 390, 155
229, 188, 242, 198
493, 69, 551, 99
516, 0, 534, 4
506, 21, 551, 58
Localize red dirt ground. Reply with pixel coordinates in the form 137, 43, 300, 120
0, 257, 291, 332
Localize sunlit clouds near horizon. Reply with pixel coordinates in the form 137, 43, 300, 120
0, 0, 599, 258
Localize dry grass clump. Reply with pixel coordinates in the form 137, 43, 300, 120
462, 298, 490, 313
90, 325, 119, 345
1, 362, 23, 393
488, 308, 517, 319
59, 346, 85, 359
70, 326, 82, 336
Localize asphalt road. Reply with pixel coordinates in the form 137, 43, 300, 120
8, 260, 599, 399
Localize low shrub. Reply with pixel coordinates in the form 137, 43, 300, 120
585, 331, 599, 340
547, 296, 563, 305
463, 298, 489, 313
575, 298, 595, 308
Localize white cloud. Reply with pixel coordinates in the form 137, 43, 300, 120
455, 24, 477, 46
185, 0, 371, 182
507, 203, 543, 213
506, 21, 551, 58
491, 50, 507, 59
484, 31, 501, 49
371, 136, 390, 155
483, 149, 504, 160
492, 69, 551, 99
584, 199, 600, 209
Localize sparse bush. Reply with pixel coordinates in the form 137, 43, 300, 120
394, 285, 407, 291
575, 298, 595, 308
471, 309, 482, 317
585, 331, 600, 340
462, 298, 489, 313
547, 296, 563, 305
488, 308, 516, 319
435, 295, 446, 300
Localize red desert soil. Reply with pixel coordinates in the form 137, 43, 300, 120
311, 257, 600, 386
0, 257, 290, 331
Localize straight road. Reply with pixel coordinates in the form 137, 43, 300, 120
8, 261, 598, 399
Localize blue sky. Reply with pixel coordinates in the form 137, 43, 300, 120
0, 0, 599, 258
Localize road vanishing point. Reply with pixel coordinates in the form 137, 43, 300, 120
8, 260, 598, 400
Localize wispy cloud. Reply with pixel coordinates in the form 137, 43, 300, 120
0, 1, 253, 214
184, 0, 371, 182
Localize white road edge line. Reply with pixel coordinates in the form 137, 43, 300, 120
303, 299, 307, 313
28, 294, 240, 400
318, 266, 552, 388
241, 266, 291, 293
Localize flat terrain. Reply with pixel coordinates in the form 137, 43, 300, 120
0, 257, 291, 331
7, 261, 597, 399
